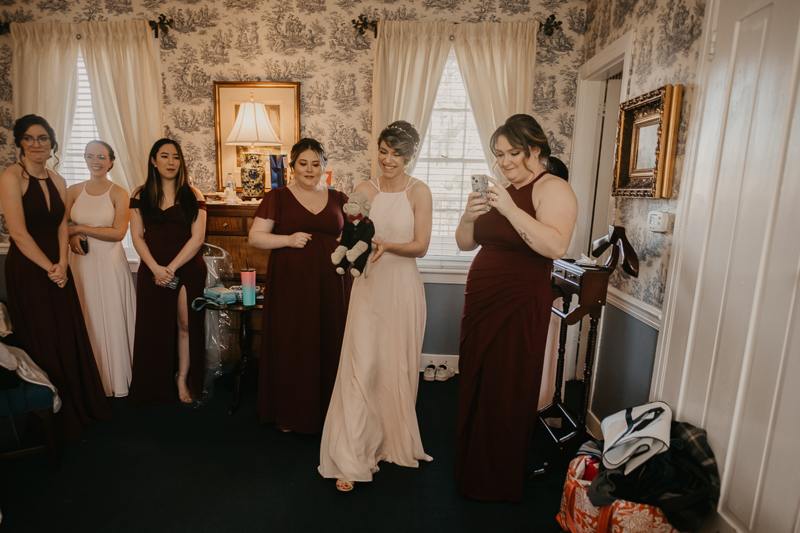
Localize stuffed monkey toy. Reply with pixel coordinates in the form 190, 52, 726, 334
331, 192, 375, 278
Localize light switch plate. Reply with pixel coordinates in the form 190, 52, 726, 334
647, 211, 674, 233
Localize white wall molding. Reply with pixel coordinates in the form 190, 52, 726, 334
586, 409, 602, 440
606, 286, 662, 331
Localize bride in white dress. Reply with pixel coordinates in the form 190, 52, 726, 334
66, 141, 136, 397
319, 121, 433, 491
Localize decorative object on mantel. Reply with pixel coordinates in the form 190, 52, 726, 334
148, 14, 173, 38
225, 92, 282, 198
612, 85, 684, 198
591, 225, 640, 277
213, 81, 300, 193
350, 14, 562, 38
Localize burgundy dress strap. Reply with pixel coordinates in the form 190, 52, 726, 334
530, 170, 548, 186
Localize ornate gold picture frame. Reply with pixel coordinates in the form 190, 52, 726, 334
612, 84, 683, 198
213, 81, 300, 191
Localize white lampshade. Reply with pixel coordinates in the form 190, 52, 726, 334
225, 99, 281, 146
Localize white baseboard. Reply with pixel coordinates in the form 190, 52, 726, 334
419, 353, 459, 373
586, 409, 602, 440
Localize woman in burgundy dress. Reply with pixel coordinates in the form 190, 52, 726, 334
1, 115, 113, 442
454, 114, 578, 502
249, 138, 350, 434
128, 139, 207, 406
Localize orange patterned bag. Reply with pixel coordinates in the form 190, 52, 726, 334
557, 456, 680, 533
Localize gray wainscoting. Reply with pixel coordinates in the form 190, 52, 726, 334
591, 303, 659, 421
421, 283, 465, 356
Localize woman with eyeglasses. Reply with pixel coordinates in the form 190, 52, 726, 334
0, 115, 113, 443
128, 138, 207, 406
65, 140, 136, 398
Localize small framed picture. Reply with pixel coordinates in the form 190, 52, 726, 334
612, 85, 683, 198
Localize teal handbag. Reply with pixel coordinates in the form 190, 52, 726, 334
191, 284, 238, 310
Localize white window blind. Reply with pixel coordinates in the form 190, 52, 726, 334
62, 50, 134, 251
416, 49, 490, 258
62, 50, 100, 188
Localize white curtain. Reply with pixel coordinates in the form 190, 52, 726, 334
453, 22, 538, 179
80, 20, 163, 193
371, 21, 452, 175
11, 22, 80, 169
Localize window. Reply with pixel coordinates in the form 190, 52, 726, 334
62, 50, 135, 252
416, 49, 491, 259
62, 50, 100, 188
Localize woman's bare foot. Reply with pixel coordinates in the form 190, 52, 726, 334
336, 479, 354, 492
177, 374, 192, 403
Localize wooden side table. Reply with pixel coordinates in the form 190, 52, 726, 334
203, 300, 263, 415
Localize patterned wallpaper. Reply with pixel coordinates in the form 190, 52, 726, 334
584, 0, 705, 308
0, 0, 586, 238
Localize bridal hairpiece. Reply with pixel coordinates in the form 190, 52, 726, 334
380, 124, 419, 148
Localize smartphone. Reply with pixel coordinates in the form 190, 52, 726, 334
471, 174, 491, 211
79, 236, 89, 254
165, 276, 180, 290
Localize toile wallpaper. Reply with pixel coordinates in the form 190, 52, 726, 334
0, 0, 706, 310
0, 0, 586, 235
584, 0, 705, 308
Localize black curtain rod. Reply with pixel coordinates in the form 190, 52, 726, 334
351, 14, 562, 39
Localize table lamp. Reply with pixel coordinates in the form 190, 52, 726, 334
225, 92, 281, 197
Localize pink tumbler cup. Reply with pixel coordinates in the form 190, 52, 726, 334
241, 269, 256, 306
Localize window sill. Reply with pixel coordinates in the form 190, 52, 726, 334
416, 256, 472, 284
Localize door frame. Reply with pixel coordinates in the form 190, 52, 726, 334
566, 32, 634, 436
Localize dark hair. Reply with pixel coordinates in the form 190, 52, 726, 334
13, 114, 59, 169
490, 114, 551, 175
289, 138, 327, 170
85, 140, 116, 171
377, 120, 420, 165
138, 139, 198, 225
547, 156, 569, 181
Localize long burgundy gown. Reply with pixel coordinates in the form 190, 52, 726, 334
255, 187, 351, 434
454, 172, 553, 502
128, 198, 207, 406
5, 174, 113, 443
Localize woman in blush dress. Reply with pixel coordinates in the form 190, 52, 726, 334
249, 138, 351, 434
319, 121, 433, 492
128, 139, 207, 406
66, 141, 136, 398
0, 115, 113, 442
454, 114, 578, 502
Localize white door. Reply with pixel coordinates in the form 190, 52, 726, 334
658, 0, 800, 531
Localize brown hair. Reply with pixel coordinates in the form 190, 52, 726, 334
377, 120, 420, 165
13, 114, 60, 169
289, 138, 327, 170
490, 114, 551, 174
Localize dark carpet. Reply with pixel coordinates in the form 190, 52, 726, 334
0, 375, 582, 533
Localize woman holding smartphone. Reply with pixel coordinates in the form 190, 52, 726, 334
66, 140, 136, 398
128, 139, 207, 406
454, 114, 577, 502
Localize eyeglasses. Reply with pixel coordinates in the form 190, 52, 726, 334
21, 135, 51, 145
85, 154, 108, 161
